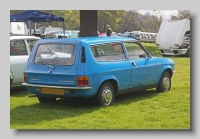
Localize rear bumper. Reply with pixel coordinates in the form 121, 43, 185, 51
22, 82, 92, 90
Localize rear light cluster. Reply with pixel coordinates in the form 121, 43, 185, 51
77, 76, 89, 87
24, 74, 27, 82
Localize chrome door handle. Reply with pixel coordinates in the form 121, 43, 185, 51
132, 62, 137, 66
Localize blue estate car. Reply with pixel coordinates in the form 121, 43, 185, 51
22, 36, 175, 106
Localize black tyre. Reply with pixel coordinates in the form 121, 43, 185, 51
156, 71, 171, 93
38, 96, 57, 103
93, 82, 115, 106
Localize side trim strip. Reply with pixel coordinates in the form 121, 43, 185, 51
22, 83, 92, 90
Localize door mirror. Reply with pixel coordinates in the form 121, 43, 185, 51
147, 52, 153, 58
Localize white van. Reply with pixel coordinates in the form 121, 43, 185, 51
156, 19, 190, 57
10, 22, 28, 34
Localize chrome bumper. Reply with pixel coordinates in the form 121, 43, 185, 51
22, 83, 92, 90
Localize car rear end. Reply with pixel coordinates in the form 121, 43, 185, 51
22, 38, 94, 99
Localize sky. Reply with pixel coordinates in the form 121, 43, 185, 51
138, 10, 178, 19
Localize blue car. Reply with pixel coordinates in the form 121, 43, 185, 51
22, 37, 175, 106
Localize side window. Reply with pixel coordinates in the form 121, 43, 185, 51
124, 42, 146, 59
90, 43, 126, 62
27, 39, 38, 51
10, 40, 28, 56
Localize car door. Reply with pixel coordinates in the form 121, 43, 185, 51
10, 39, 29, 83
89, 43, 132, 90
123, 41, 157, 88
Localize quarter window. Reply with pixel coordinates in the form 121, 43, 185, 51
10, 40, 27, 56
90, 43, 126, 62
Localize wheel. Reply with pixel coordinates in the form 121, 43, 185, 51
38, 96, 57, 103
93, 82, 115, 106
156, 71, 171, 93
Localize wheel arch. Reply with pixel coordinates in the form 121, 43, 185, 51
157, 66, 173, 84
98, 76, 119, 97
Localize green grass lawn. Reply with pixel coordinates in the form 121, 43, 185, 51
10, 43, 190, 129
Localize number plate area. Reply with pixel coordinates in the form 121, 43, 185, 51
42, 88, 64, 95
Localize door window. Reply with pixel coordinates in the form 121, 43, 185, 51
124, 42, 146, 59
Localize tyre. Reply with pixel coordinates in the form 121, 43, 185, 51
156, 71, 171, 93
93, 82, 115, 106
38, 96, 57, 103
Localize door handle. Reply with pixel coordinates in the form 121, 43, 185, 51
132, 62, 137, 66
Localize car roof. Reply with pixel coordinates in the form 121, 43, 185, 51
10, 35, 41, 40
36, 36, 137, 45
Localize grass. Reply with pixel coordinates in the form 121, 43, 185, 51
10, 42, 190, 129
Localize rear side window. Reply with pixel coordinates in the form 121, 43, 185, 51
10, 40, 28, 56
90, 43, 126, 62
34, 44, 76, 66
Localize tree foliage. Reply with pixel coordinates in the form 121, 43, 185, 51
170, 10, 190, 20
121, 10, 140, 32
97, 10, 125, 32
11, 10, 182, 33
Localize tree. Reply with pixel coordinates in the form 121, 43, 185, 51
97, 10, 125, 32
177, 10, 190, 19
10, 10, 25, 14
170, 10, 190, 20
41, 10, 80, 30
80, 10, 97, 37
120, 10, 140, 32
138, 12, 163, 33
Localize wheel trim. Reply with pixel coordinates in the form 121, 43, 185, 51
162, 76, 170, 91
102, 86, 113, 105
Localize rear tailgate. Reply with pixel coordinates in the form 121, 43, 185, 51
26, 65, 78, 86
25, 40, 81, 87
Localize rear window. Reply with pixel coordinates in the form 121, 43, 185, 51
10, 40, 28, 56
34, 44, 76, 66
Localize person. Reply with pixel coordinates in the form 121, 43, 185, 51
106, 25, 112, 36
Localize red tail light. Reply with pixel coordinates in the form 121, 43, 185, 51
24, 74, 27, 82
77, 76, 89, 87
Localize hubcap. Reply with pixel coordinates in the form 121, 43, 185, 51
162, 76, 170, 91
102, 86, 113, 105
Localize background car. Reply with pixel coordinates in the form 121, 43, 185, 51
123, 32, 141, 41
10, 34, 40, 86
98, 32, 118, 37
